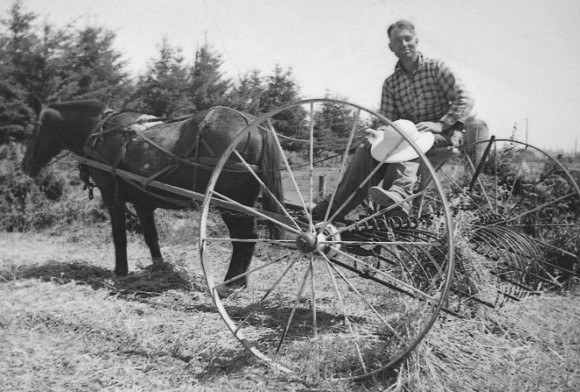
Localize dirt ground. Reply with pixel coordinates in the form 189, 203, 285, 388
1, 225, 579, 391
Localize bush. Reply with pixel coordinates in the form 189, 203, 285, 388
0, 142, 107, 231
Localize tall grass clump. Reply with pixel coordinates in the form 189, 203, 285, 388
0, 142, 107, 231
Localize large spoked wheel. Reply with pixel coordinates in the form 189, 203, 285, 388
433, 138, 580, 304
199, 99, 455, 380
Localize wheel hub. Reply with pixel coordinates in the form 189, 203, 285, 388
295, 232, 318, 253
294, 222, 343, 256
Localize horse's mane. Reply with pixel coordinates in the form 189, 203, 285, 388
49, 100, 105, 113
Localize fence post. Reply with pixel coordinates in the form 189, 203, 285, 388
318, 175, 326, 201
464, 117, 490, 167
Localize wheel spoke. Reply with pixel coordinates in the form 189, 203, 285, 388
503, 192, 576, 224
308, 256, 320, 378
308, 102, 315, 231
213, 251, 294, 289
211, 189, 300, 234
200, 99, 455, 380
274, 265, 311, 359
232, 149, 302, 231
323, 108, 361, 223
232, 256, 303, 335
265, 118, 315, 227
322, 257, 367, 373
320, 251, 404, 340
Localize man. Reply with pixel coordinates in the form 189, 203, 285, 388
312, 19, 474, 220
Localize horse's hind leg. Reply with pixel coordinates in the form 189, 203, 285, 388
133, 203, 163, 265
221, 213, 257, 294
102, 193, 129, 276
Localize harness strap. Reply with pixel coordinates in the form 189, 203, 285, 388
80, 109, 261, 207
124, 178, 196, 209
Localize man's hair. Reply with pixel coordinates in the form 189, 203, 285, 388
387, 20, 416, 39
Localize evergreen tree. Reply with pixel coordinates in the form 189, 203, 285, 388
52, 25, 129, 103
0, 1, 37, 142
259, 65, 305, 150
228, 69, 264, 115
33, 23, 74, 101
188, 41, 231, 111
0, 0, 38, 89
314, 94, 368, 154
0, 80, 31, 143
132, 38, 190, 117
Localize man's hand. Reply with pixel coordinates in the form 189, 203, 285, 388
365, 128, 383, 144
416, 121, 446, 134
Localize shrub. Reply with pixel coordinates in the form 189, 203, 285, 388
0, 142, 107, 231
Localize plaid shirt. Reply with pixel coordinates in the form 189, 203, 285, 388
380, 53, 474, 128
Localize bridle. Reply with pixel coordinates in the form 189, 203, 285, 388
23, 112, 44, 172
24, 109, 70, 171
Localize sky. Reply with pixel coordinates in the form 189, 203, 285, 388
5, 0, 580, 151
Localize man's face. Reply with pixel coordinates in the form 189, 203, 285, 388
388, 27, 418, 61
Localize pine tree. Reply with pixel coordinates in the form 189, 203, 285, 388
188, 42, 231, 111
132, 38, 190, 117
0, 0, 38, 89
228, 69, 264, 115
259, 65, 305, 150
53, 25, 129, 103
0, 1, 37, 143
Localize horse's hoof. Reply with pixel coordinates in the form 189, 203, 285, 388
114, 268, 128, 276
215, 284, 244, 299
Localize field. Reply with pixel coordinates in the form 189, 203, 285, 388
1, 211, 579, 392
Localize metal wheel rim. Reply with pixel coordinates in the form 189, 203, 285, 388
198, 99, 456, 380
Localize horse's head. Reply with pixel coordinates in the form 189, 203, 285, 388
21, 96, 58, 177
21, 97, 105, 177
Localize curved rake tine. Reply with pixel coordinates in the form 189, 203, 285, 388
330, 246, 441, 304
334, 190, 428, 236
525, 235, 578, 259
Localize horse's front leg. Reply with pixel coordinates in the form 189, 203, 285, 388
219, 214, 257, 297
133, 203, 163, 265
102, 193, 129, 276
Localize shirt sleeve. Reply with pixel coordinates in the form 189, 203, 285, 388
434, 60, 474, 127
379, 78, 400, 121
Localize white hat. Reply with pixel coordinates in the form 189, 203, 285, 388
369, 119, 435, 163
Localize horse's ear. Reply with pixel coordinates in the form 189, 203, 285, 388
28, 95, 43, 116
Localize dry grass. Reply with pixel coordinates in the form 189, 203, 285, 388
1, 216, 579, 391
389, 295, 580, 392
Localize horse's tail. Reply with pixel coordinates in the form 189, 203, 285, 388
259, 125, 285, 240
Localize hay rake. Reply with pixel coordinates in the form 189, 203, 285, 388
67, 99, 578, 380
195, 99, 579, 380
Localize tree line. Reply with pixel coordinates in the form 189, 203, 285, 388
0, 1, 312, 144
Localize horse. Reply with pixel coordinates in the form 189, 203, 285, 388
21, 97, 284, 295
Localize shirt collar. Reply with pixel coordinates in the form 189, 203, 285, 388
394, 52, 424, 76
